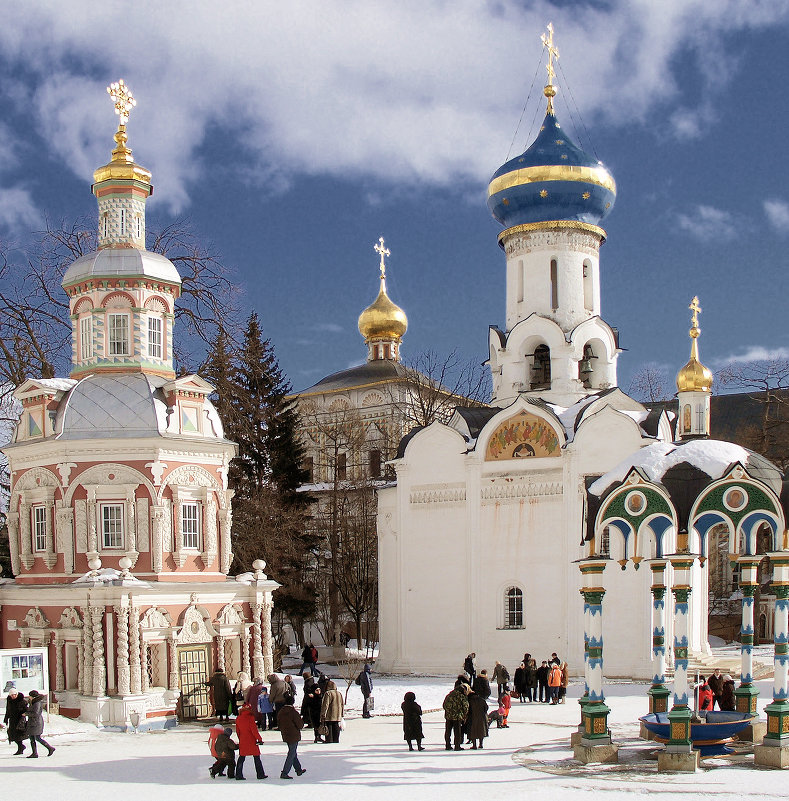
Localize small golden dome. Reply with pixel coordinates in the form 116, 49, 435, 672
358, 275, 408, 342
676, 296, 713, 393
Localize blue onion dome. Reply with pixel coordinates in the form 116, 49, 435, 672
487, 112, 616, 232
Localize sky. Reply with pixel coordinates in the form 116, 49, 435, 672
1, 1, 789, 396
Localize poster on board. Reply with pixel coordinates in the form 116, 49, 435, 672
0, 648, 49, 711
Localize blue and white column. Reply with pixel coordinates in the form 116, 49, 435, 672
648, 559, 670, 714
735, 556, 760, 714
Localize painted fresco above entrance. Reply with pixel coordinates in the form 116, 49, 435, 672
485, 410, 562, 460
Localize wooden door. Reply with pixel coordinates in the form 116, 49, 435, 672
178, 644, 211, 720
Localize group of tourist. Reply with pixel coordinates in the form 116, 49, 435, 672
462, 652, 570, 705
3, 685, 55, 758
697, 669, 737, 712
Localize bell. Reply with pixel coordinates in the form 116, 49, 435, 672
579, 358, 593, 375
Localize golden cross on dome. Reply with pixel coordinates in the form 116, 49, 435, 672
689, 296, 701, 330
374, 236, 390, 279
107, 79, 137, 126
541, 23, 559, 86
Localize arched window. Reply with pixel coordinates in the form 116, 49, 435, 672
583, 260, 594, 311
531, 344, 551, 389
504, 586, 523, 629
598, 526, 611, 557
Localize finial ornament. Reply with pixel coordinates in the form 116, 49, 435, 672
374, 236, 391, 280
541, 22, 560, 114
107, 79, 136, 125
689, 295, 701, 337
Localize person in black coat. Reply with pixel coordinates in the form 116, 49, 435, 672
359, 664, 373, 718
206, 669, 233, 720
301, 672, 316, 726
3, 687, 28, 754
514, 663, 528, 703
463, 653, 477, 684
536, 661, 550, 703
307, 686, 324, 743
471, 670, 491, 700
467, 691, 489, 749
25, 690, 54, 757
401, 692, 424, 751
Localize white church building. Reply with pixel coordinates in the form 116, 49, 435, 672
376, 52, 709, 679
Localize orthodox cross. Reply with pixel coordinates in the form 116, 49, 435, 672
541, 23, 559, 89
374, 236, 390, 279
107, 79, 137, 126
689, 296, 701, 330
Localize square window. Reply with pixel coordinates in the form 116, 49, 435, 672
101, 504, 124, 549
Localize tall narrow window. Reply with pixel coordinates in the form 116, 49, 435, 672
181, 502, 201, 549
101, 212, 109, 239
148, 317, 163, 359
32, 506, 47, 551
517, 259, 524, 303
504, 586, 524, 628
531, 344, 551, 389
135, 215, 142, 240
101, 503, 124, 549
336, 452, 347, 481
550, 258, 559, 310
599, 526, 611, 557
80, 316, 93, 360
119, 209, 126, 236
108, 314, 130, 356
302, 456, 314, 483
369, 449, 382, 479
583, 260, 594, 311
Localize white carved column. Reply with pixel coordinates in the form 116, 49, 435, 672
125, 487, 139, 566
91, 606, 106, 696
7, 511, 20, 575
54, 635, 65, 691
241, 628, 251, 676
87, 487, 98, 557
56, 504, 75, 574
44, 499, 57, 569
19, 502, 33, 569
115, 603, 131, 696
129, 605, 142, 694
216, 635, 226, 672
261, 601, 274, 677
171, 486, 185, 568
81, 605, 93, 695
18, 633, 30, 647
167, 635, 179, 691
251, 603, 265, 678
141, 640, 150, 692
150, 507, 164, 574
201, 490, 218, 569
219, 500, 233, 574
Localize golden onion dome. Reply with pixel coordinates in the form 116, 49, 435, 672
358, 274, 408, 342
676, 297, 713, 393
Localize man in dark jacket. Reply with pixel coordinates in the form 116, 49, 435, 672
3, 687, 29, 754
443, 685, 469, 751
536, 661, 550, 703
359, 663, 373, 718
472, 670, 491, 700
277, 698, 306, 779
463, 653, 477, 684
707, 668, 724, 710
211, 726, 238, 778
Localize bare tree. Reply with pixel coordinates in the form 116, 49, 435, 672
391, 349, 490, 428
627, 363, 672, 403
718, 359, 789, 470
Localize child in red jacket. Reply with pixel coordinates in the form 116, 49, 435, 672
499, 691, 511, 728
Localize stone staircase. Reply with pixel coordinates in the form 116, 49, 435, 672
666, 650, 773, 680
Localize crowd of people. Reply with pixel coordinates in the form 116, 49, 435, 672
697, 669, 737, 712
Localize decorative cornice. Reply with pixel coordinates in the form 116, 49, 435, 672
481, 481, 563, 500
498, 220, 606, 246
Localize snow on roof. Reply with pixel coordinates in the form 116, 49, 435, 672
589, 439, 753, 496
35, 378, 78, 392
72, 567, 148, 585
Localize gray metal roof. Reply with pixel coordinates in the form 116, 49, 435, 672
56, 373, 166, 439
62, 248, 181, 286
296, 359, 409, 395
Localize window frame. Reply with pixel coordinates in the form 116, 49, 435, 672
503, 586, 524, 630
181, 501, 201, 550
79, 315, 93, 360
108, 313, 130, 356
32, 505, 47, 552
100, 502, 125, 550
148, 316, 163, 359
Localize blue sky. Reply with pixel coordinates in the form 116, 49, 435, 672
1, 1, 789, 395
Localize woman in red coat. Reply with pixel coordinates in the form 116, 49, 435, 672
235, 703, 267, 780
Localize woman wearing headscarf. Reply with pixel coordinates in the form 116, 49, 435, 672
401, 692, 424, 751
25, 690, 55, 757
3, 686, 29, 755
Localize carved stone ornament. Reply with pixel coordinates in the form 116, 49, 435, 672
217, 603, 245, 626
140, 606, 172, 629
176, 604, 217, 644
160, 464, 220, 497
25, 607, 50, 628
13, 467, 61, 493
59, 607, 83, 629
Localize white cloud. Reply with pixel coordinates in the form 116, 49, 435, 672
719, 346, 789, 365
676, 204, 737, 242
764, 199, 789, 232
313, 323, 343, 333
0, 1, 787, 212
0, 187, 42, 233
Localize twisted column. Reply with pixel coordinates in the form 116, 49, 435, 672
216, 635, 226, 672
81, 605, 93, 695
129, 605, 142, 694
141, 641, 150, 692
241, 629, 251, 676
115, 604, 131, 696
251, 603, 265, 678
167, 636, 179, 691
262, 601, 274, 676
54, 635, 65, 692
91, 606, 106, 696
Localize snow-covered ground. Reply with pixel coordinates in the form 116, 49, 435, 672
1, 670, 785, 800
